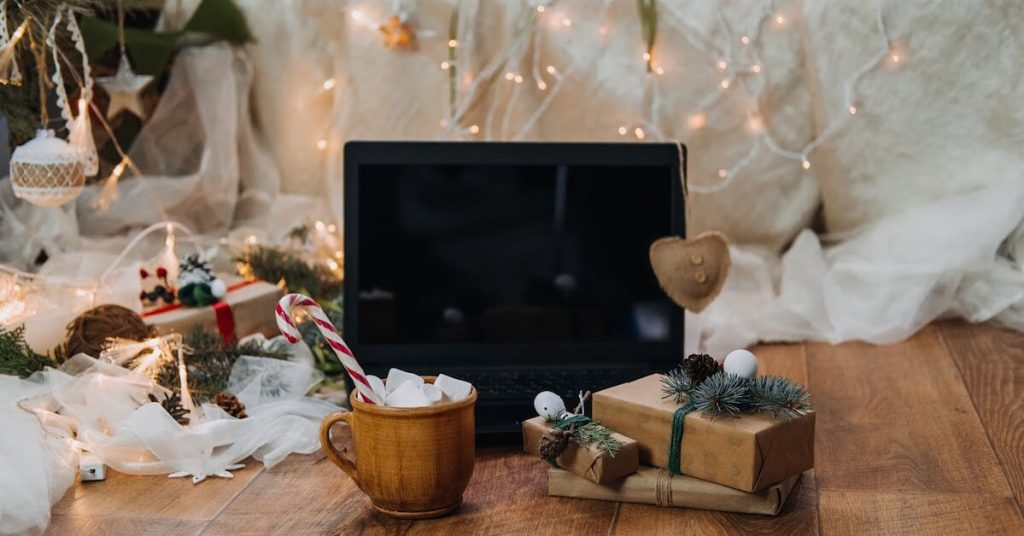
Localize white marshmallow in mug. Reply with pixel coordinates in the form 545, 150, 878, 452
723, 349, 759, 379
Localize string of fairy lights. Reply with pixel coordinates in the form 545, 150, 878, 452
316, 0, 904, 194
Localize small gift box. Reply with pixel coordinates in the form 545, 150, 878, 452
143, 277, 283, 341
522, 416, 639, 484
548, 466, 801, 515
593, 374, 814, 492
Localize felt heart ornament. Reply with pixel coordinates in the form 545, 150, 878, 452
649, 231, 731, 313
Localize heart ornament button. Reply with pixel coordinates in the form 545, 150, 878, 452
649, 231, 731, 313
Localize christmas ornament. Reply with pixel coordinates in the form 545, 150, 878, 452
9, 129, 86, 208
649, 231, 731, 313
534, 391, 569, 420
150, 391, 190, 425
681, 353, 722, 386
379, 15, 415, 50
213, 392, 247, 419
139, 266, 176, 305
276, 293, 384, 405
97, 54, 153, 119
176, 254, 226, 307
723, 349, 759, 379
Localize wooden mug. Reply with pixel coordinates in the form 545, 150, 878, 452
319, 376, 477, 519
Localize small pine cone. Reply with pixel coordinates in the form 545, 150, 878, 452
213, 392, 248, 419
150, 392, 190, 426
682, 353, 722, 387
539, 429, 572, 465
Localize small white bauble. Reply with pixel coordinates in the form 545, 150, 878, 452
210, 278, 227, 298
723, 349, 759, 379
534, 391, 566, 419
9, 129, 86, 207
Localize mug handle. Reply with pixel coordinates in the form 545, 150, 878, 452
320, 412, 359, 484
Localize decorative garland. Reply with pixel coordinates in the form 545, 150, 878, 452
660, 352, 813, 474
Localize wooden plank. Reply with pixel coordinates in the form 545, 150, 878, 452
45, 515, 207, 536
939, 322, 1024, 511
752, 343, 809, 383
52, 463, 262, 521
201, 452, 411, 536
405, 449, 618, 535
819, 490, 1022, 535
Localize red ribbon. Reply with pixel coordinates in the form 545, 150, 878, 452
142, 279, 261, 343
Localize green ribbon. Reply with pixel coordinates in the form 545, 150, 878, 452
667, 402, 696, 474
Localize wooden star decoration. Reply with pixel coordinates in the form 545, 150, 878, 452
97, 55, 154, 120
379, 15, 415, 51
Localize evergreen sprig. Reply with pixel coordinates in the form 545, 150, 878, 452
748, 375, 813, 420
689, 372, 750, 418
551, 414, 623, 458
0, 325, 54, 377
660, 367, 693, 403
234, 245, 343, 303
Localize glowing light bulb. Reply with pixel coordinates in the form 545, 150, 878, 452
720, 79, 731, 89
746, 116, 764, 133
327, 224, 338, 233
247, 235, 258, 245
469, 124, 480, 134
440, 118, 449, 127
655, 66, 665, 75
618, 126, 628, 135
716, 60, 728, 70
741, 35, 751, 45
315, 220, 326, 232
449, 39, 458, 48
505, 72, 515, 80
775, 14, 787, 25
801, 159, 811, 170
751, 64, 762, 73
848, 105, 858, 115
514, 74, 524, 83
687, 113, 707, 130
440, 61, 451, 70
317, 139, 328, 151
890, 52, 901, 64
322, 78, 336, 90
327, 259, 339, 271
718, 169, 728, 178
537, 80, 548, 90
643, 52, 652, 62
546, 65, 557, 75
536, 5, 546, 13
634, 127, 645, 140
562, 18, 572, 27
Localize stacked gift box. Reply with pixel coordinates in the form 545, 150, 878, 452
522, 351, 815, 516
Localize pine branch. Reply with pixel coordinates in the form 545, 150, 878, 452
550, 414, 623, 458
660, 367, 693, 404
689, 372, 750, 418
0, 325, 54, 377
748, 375, 813, 419
234, 245, 342, 303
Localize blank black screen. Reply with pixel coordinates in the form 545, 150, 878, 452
356, 164, 675, 345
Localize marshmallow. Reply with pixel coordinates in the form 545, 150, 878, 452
367, 375, 387, 402
386, 368, 424, 395
435, 374, 473, 402
421, 383, 444, 404
385, 380, 432, 408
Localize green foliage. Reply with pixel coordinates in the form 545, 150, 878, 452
0, 325, 54, 377
551, 413, 623, 458
748, 375, 812, 419
688, 372, 750, 418
235, 245, 343, 304
660, 366, 693, 404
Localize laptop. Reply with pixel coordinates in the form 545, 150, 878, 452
343, 141, 686, 441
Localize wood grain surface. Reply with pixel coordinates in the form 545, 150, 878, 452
46, 323, 1024, 535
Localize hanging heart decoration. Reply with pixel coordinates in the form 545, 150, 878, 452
649, 231, 731, 313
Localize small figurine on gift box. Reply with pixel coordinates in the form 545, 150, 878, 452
177, 254, 227, 307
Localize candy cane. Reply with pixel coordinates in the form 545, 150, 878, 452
276, 293, 383, 405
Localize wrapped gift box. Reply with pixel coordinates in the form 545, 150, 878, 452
548, 466, 800, 516
593, 374, 814, 492
523, 416, 639, 484
143, 278, 283, 341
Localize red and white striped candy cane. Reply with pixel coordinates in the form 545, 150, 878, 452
275, 293, 383, 405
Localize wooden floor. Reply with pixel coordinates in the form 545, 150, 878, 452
47, 322, 1024, 535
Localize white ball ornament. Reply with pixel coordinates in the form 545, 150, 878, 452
534, 391, 566, 420
723, 349, 759, 379
9, 130, 86, 207
210, 278, 227, 298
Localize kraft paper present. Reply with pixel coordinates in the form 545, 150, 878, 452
548, 466, 800, 515
593, 374, 814, 493
143, 278, 283, 340
522, 416, 639, 484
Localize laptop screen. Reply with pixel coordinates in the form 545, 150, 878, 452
355, 163, 676, 346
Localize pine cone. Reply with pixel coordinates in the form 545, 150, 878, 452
682, 353, 722, 387
213, 392, 247, 419
539, 428, 572, 465
149, 392, 190, 426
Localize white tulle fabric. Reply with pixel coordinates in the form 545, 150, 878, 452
0, 338, 337, 535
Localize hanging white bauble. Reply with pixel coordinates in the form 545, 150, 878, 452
534, 391, 566, 419
9, 129, 85, 207
723, 349, 759, 379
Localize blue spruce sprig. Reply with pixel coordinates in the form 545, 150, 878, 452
747, 375, 813, 419
660, 367, 694, 403
689, 372, 750, 418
